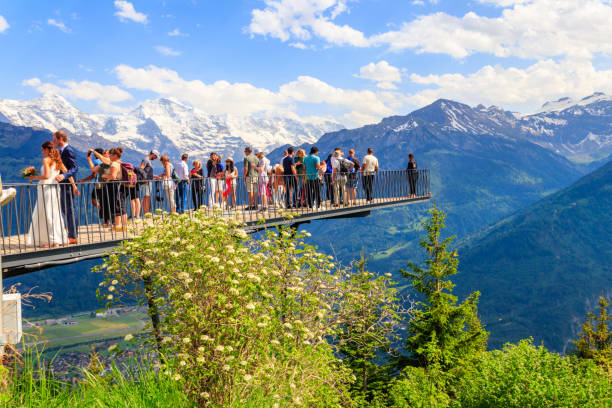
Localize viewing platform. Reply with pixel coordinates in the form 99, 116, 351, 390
1, 170, 430, 277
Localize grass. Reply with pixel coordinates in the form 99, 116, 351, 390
1, 348, 193, 408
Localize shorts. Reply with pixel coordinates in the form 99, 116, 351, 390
122, 185, 139, 200
346, 177, 358, 189
246, 177, 258, 193
258, 180, 268, 196
140, 182, 152, 197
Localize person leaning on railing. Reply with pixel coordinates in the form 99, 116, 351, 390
295, 148, 306, 207
361, 147, 379, 203
406, 153, 418, 197
84, 148, 111, 226
154, 155, 177, 214
94, 147, 128, 231
243, 146, 259, 210
140, 150, 159, 215
272, 163, 285, 209
282, 147, 297, 209
304, 146, 324, 209
347, 149, 360, 205
190, 159, 205, 209
223, 157, 238, 210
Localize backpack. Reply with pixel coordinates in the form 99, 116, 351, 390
339, 158, 350, 174
120, 162, 138, 188
171, 168, 180, 182
325, 155, 333, 174
133, 167, 148, 184
349, 157, 360, 178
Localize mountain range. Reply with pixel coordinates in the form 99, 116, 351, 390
2, 92, 612, 167
0, 94, 343, 165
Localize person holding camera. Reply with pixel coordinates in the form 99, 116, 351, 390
140, 150, 159, 215
82, 148, 110, 225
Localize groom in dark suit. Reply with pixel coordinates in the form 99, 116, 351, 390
53, 130, 79, 244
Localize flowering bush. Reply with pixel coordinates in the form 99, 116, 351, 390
96, 210, 360, 406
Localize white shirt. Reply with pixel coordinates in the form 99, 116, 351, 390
362, 154, 379, 173
258, 157, 271, 182
175, 160, 189, 180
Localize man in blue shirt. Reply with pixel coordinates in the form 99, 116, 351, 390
282, 147, 297, 208
303, 146, 322, 208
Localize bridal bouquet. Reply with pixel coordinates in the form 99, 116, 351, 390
21, 166, 38, 178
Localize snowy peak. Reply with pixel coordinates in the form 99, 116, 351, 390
381, 94, 612, 163
406, 98, 517, 135
536, 92, 612, 114
0, 95, 344, 164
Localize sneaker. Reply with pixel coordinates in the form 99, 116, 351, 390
0, 187, 16, 207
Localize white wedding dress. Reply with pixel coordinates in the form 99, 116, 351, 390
26, 164, 68, 247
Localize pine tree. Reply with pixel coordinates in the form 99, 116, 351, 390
572, 296, 612, 372
401, 204, 488, 370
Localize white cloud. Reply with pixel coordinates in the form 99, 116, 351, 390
114, 64, 397, 126
249, 0, 612, 61
47, 18, 71, 33
114, 1, 148, 24
0, 15, 9, 33
407, 58, 612, 112
289, 42, 309, 49
23, 78, 133, 112
155, 46, 181, 56
356, 61, 402, 89
248, 0, 369, 47
376, 0, 612, 59
279, 75, 395, 118
115, 65, 286, 116
168, 28, 189, 37
22, 78, 41, 87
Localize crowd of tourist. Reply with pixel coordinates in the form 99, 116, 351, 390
19, 129, 421, 245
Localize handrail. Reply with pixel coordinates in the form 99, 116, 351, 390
1, 169, 430, 257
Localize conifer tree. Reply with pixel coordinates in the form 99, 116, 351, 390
401, 205, 488, 370
572, 296, 612, 372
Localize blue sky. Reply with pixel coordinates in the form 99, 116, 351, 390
1, 0, 612, 126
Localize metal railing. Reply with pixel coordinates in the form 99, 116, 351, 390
1, 169, 430, 255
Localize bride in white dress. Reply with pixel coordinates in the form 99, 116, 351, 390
26, 141, 70, 247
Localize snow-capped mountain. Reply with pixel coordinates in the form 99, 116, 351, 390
0, 94, 343, 164
373, 94, 612, 162
519, 92, 612, 161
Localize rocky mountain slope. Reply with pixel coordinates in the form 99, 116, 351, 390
520, 92, 612, 162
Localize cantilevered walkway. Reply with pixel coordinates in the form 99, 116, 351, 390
1, 170, 430, 277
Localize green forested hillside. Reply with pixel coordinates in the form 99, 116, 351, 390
456, 160, 612, 352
